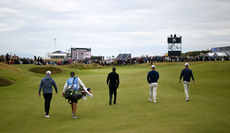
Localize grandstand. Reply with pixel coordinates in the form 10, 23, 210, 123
116, 53, 131, 59
211, 46, 230, 55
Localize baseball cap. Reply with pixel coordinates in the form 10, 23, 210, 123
151, 65, 155, 69
112, 67, 116, 70
46, 70, 51, 75
185, 63, 189, 66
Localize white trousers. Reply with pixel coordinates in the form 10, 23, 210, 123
149, 83, 158, 101
183, 81, 191, 99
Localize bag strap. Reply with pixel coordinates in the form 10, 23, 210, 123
72, 77, 75, 84
69, 77, 75, 89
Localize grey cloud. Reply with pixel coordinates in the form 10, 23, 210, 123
0, 0, 230, 57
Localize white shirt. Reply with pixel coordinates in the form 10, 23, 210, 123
63, 77, 93, 97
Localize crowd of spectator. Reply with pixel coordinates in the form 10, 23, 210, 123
1, 53, 229, 66
1, 53, 34, 64
0, 53, 102, 65
103, 54, 230, 66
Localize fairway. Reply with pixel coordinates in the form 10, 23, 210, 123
0, 61, 230, 133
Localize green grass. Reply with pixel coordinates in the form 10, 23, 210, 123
0, 61, 230, 133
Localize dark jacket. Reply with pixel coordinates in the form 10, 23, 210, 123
147, 70, 159, 83
38, 76, 58, 94
180, 68, 194, 82
107, 72, 119, 86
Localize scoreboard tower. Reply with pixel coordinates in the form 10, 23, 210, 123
167, 34, 182, 56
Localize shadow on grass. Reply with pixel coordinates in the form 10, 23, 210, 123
28, 66, 63, 74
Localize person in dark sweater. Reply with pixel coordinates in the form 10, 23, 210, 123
107, 67, 119, 105
6, 53, 9, 64
179, 63, 196, 101
38, 70, 58, 118
147, 65, 159, 103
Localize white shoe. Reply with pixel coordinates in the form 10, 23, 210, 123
154, 100, 156, 103
149, 99, 152, 102
83, 95, 87, 100
73, 115, 77, 119
45, 115, 50, 118
186, 97, 189, 101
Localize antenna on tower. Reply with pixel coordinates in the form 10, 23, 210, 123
54, 38, 57, 50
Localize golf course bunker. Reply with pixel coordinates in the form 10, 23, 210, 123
29, 67, 63, 74
0, 78, 14, 87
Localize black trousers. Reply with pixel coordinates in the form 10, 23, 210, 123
109, 84, 117, 102
43, 93, 52, 115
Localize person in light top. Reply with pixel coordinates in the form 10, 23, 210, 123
62, 72, 93, 119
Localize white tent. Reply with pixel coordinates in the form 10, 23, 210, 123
206, 52, 228, 57
205, 53, 215, 56
215, 52, 227, 56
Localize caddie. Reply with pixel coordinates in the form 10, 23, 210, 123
62, 72, 93, 119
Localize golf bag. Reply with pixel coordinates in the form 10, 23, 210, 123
64, 77, 92, 104
64, 87, 92, 104
64, 88, 84, 104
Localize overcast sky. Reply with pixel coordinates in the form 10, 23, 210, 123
1, 0, 230, 58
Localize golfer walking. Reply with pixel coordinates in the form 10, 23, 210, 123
38, 70, 58, 118
147, 65, 159, 103
62, 72, 92, 119
179, 63, 196, 101
107, 67, 119, 105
